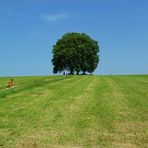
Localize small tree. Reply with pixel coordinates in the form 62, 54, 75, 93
52, 32, 99, 74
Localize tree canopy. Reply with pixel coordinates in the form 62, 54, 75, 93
51, 32, 100, 75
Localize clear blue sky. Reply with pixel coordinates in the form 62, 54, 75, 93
0, 0, 148, 76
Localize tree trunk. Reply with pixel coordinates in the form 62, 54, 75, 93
70, 69, 74, 75
82, 71, 86, 75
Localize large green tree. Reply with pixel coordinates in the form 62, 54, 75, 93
52, 32, 99, 75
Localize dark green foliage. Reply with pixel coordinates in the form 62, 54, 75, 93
51, 32, 99, 74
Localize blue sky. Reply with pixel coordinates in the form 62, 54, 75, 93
0, 0, 148, 76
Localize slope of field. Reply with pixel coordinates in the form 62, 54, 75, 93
0, 75, 147, 148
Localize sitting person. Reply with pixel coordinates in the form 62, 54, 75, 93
7, 79, 14, 88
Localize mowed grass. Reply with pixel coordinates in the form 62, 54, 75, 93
0, 75, 147, 148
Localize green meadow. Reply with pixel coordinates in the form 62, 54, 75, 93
0, 75, 147, 148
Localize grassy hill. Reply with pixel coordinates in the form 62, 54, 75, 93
0, 75, 147, 148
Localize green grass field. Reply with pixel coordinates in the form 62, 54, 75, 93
0, 75, 148, 148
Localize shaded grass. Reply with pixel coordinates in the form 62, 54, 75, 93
0, 75, 148, 147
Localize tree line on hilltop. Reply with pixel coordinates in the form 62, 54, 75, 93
51, 32, 100, 75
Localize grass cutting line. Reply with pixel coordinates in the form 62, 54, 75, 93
0, 75, 147, 148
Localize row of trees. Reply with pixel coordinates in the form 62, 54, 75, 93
51, 32, 100, 75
